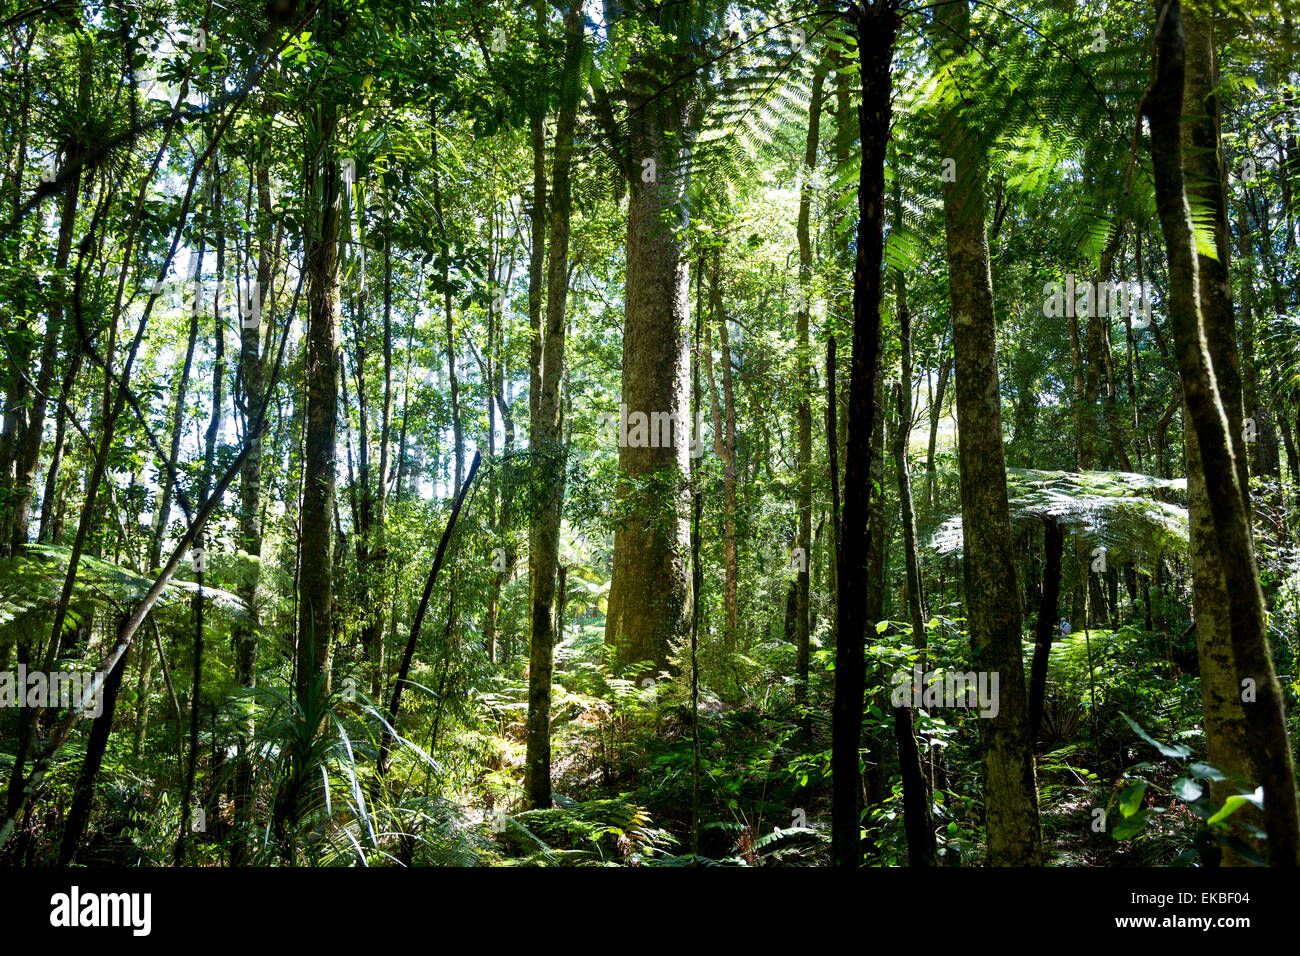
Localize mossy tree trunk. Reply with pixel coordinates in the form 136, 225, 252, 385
933, 0, 1042, 866
1146, 0, 1300, 866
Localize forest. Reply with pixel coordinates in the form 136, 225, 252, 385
0, 0, 1298, 878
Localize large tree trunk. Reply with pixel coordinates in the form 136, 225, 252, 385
933, 0, 1041, 866
862, 352, 888, 812
525, 1, 582, 811
1146, 0, 1300, 866
1193, 4, 1266, 829
603, 49, 693, 677
831, 3, 895, 868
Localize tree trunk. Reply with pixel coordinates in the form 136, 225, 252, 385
525, 2, 582, 810
57, 641, 128, 864
1145, 0, 1300, 865
925, 353, 949, 512
150, 243, 203, 570
894, 266, 937, 866
1029, 516, 1064, 747
862, 349, 888, 811
528, 0, 547, 434
704, 250, 738, 648
795, 69, 824, 726
933, 0, 1042, 866
1068, 303, 1091, 631
831, 4, 895, 868
1187, 11, 1266, 848
297, 82, 342, 722
604, 53, 693, 677
230, 150, 273, 865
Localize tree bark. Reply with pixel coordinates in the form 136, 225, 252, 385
1145, 0, 1300, 865
525, 1, 582, 810
894, 266, 937, 866
297, 70, 343, 720
933, 0, 1042, 866
1029, 516, 1064, 746
795, 69, 824, 725
1185, 9, 1263, 851
5, 38, 90, 555
704, 250, 738, 648
831, 4, 895, 868
230, 149, 273, 865
603, 34, 693, 676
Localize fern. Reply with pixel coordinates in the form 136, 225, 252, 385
928, 468, 1188, 569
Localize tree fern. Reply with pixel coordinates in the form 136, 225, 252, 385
928, 468, 1188, 569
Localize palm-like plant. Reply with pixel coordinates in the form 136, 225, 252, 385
929, 468, 1188, 570
241, 674, 483, 865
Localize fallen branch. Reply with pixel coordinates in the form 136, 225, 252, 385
377, 449, 482, 776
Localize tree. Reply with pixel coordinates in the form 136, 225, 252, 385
831, 0, 897, 869
296, 5, 348, 724
794, 65, 824, 728
931, 0, 1041, 866
602, 0, 698, 676
893, 262, 937, 867
525, 0, 584, 811
1145, 0, 1300, 866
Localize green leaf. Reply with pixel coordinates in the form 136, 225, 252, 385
1118, 780, 1147, 816
1111, 811, 1146, 840
1171, 777, 1203, 802
1121, 712, 1192, 758
1189, 761, 1226, 781
1207, 794, 1254, 827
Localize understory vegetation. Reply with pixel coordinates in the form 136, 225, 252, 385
1, 0, 1299, 868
